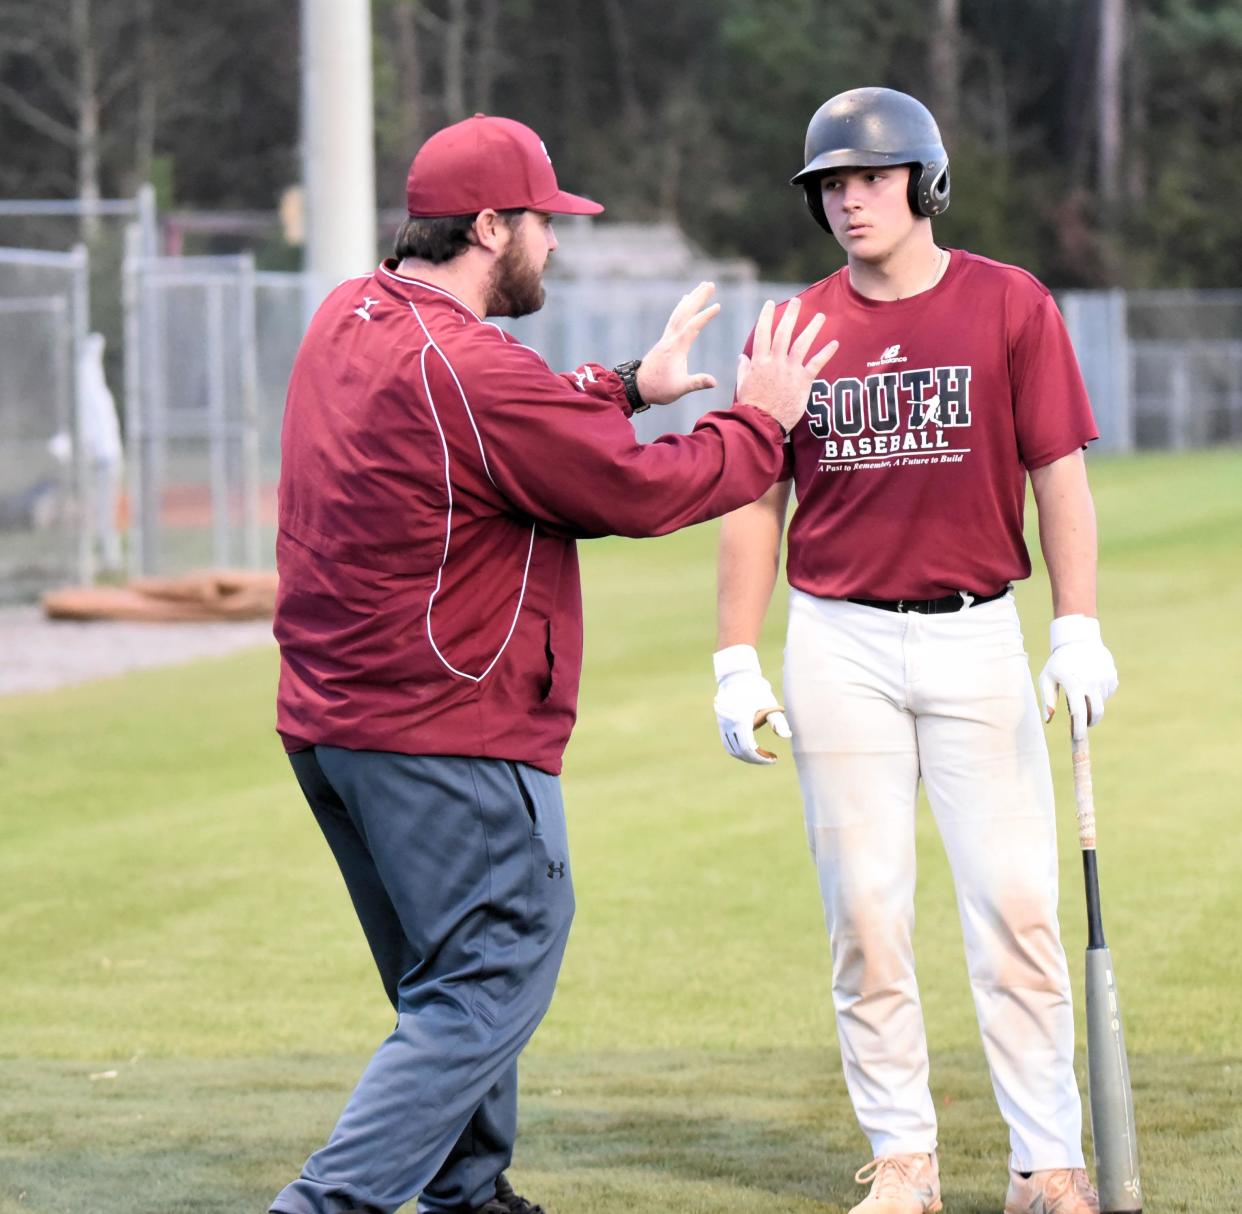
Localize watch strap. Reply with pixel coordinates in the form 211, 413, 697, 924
613, 358, 649, 414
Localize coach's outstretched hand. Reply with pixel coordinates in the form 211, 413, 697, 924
737, 298, 838, 435
636, 281, 723, 405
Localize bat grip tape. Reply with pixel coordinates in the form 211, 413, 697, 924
1072, 735, 1097, 849
1073, 733, 1108, 950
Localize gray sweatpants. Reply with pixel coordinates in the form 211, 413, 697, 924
270, 748, 575, 1214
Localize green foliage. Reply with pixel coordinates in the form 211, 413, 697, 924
1129, 0, 1242, 285
1, 1, 1240, 287
1, 449, 1240, 1211
930, 141, 1042, 272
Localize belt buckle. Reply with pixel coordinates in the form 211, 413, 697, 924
896, 599, 906, 613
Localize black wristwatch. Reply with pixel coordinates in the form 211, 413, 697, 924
613, 358, 649, 414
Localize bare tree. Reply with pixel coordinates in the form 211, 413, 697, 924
390, 0, 425, 156
554, 0, 585, 173
443, 0, 468, 121
1124, 9, 1146, 207
602, 0, 645, 144
0, 3, 88, 202
1062, 0, 1097, 192
405, 0, 470, 126
0, 0, 140, 236
132, 0, 156, 191
928, 0, 960, 144
71, 0, 100, 238
979, 44, 1010, 159
475, 0, 501, 114
1097, 0, 1126, 213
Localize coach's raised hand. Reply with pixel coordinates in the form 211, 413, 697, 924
634, 281, 723, 404
736, 298, 838, 434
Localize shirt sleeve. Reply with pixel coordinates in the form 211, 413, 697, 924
1011, 292, 1099, 469
557, 361, 633, 414
469, 336, 786, 539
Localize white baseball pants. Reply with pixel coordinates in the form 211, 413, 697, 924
782, 589, 1085, 1171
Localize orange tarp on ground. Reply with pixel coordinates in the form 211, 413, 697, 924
42, 570, 279, 622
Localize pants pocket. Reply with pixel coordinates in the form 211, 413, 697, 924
506, 760, 541, 835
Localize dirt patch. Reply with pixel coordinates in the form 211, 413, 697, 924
0, 605, 275, 696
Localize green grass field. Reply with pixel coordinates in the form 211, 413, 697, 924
2, 449, 1240, 1213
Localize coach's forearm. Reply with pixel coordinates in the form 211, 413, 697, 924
1030, 449, 1098, 618
715, 478, 792, 648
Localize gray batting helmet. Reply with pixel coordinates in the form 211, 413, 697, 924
792, 87, 950, 231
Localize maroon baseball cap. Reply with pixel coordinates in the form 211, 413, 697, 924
406, 114, 604, 218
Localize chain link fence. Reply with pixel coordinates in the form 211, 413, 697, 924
1127, 291, 1242, 448
521, 283, 1242, 452
121, 257, 310, 579
125, 253, 261, 576
0, 247, 90, 603
4, 231, 1241, 601
1063, 289, 1242, 451
507, 278, 803, 442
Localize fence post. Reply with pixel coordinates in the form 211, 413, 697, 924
136, 182, 159, 258
238, 253, 261, 568
1170, 348, 1190, 450
1106, 288, 1133, 452
122, 225, 147, 577
205, 271, 231, 566
68, 243, 94, 585
43, 294, 76, 589
1062, 288, 1133, 452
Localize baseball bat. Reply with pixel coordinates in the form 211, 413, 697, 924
1071, 731, 1142, 1213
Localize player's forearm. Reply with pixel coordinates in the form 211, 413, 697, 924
1030, 449, 1098, 618
715, 478, 791, 648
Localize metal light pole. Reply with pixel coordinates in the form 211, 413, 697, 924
301, 0, 377, 297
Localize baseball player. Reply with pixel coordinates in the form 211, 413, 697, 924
712, 89, 1118, 1214
270, 114, 835, 1214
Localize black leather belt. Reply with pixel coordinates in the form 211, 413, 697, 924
846, 585, 1011, 615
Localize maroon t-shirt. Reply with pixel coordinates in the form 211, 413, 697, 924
745, 250, 1097, 601
275, 262, 785, 773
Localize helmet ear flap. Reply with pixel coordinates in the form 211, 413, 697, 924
905, 164, 922, 216
910, 161, 951, 217
803, 180, 832, 233
924, 164, 950, 215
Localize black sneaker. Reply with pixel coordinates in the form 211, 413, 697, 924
477, 1173, 546, 1214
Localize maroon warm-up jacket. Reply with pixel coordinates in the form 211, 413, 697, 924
275, 262, 785, 773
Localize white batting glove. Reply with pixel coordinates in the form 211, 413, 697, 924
712, 644, 792, 765
1038, 615, 1119, 740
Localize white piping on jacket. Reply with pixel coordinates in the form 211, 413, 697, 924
483, 320, 549, 366
379, 264, 483, 320
411, 304, 536, 683
410, 301, 496, 484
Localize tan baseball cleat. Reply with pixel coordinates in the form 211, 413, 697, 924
1004, 1167, 1100, 1213
848, 1152, 943, 1213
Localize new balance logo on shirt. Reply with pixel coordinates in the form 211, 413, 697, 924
867, 343, 908, 367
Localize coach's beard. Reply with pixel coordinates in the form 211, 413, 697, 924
485, 241, 545, 318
